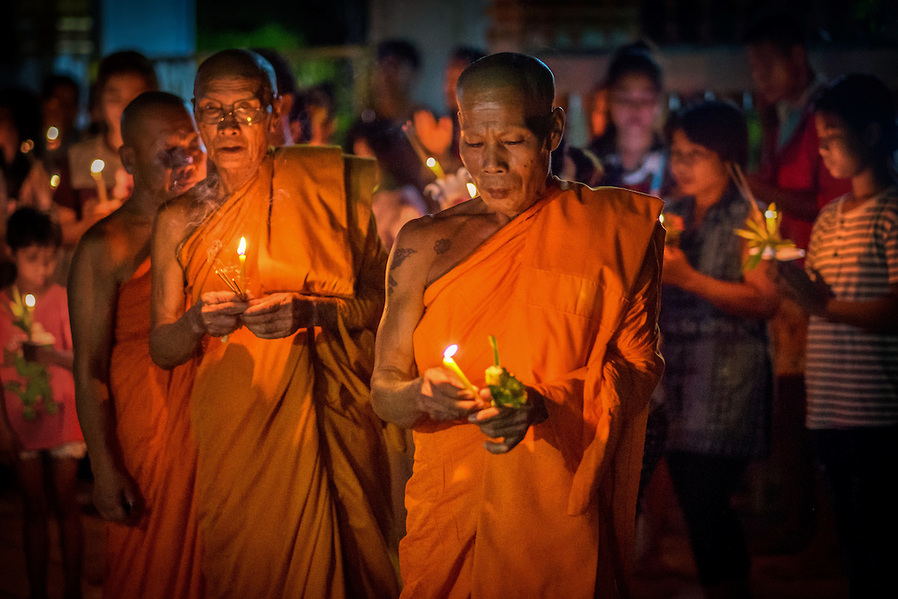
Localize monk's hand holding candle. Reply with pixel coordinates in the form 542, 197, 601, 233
417, 366, 486, 423
241, 292, 317, 340
186, 290, 251, 338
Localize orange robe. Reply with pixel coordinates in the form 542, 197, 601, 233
178, 146, 397, 598
106, 258, 203, 598
402, 180, 665, 598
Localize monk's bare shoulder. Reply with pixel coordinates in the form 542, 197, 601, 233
73, 208, 146, 285
155, 182, 218, 244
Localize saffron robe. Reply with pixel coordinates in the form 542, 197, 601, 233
402, 180, 665, 598
106, 258, 203, 599
178, 146, 397, 599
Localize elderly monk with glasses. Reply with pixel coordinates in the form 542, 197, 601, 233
371, 53, 665, 598
149, 49, 397, 599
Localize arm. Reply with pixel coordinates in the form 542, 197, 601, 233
662, 240, 780, 319
68, 227, 141, 524
370, 225, 484, 429
149, 201, 248, 368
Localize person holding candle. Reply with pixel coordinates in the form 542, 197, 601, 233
370, 52, 664, 597
68, 92, 207, 599
149, 49, 396, 598
0, 207, 84, 599
774, 73, 898, 598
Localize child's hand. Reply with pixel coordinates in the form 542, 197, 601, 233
775, 261, 833, 315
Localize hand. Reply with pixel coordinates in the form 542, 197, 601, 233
92, 465, 143, 525
661, 245, 695, 287
191, 290, 250, 337
242, 293, 315, 339
412, 110, 454, 158
468, 386, 548, 454
22, 341, 49, 363
417, 366, 487, 423
775, 261, 832, 316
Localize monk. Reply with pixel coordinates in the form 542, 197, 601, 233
149, 50, 397, 598
371, 52, 665, 598
69, 91, 206, 598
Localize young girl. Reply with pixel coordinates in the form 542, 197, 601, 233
776, 73, 898, 598
659, 100, 779, 597
0, 207, 84, 599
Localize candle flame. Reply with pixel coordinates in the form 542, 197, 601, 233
426, 157, 437, 168
466, 182, 477, 198
659, 213, 665, 224
765, 209, 777, 219
443, 344, 459, 359
90, 159, 105, 174
20, 139, 34, 154
237, 236, 247, 256
50, 174, 60, 189
24, 294, 36, 308
47, 126, 59, 141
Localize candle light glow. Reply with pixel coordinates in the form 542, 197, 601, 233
90, 159, 109, 203
442, 345, 477, 393
237, 236, 247, 293
466, 182, 477, 198
24, 294, 35, 341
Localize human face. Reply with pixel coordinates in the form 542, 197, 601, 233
747, 42, 800, 105
669, 129, 728, 200
458, 85, 561, 218
12, 245, 58, 294
100, 72, 153, 142
608, 73, 659, 139
815, 112, 866, 180
193, 76, 273, 180
127, 107, 207, 199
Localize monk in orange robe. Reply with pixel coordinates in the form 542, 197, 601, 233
150, 50, 397, 599
372, 53, 665, 598
70, 92, 206, 597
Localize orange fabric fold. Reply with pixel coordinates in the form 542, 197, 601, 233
402, 180, 664, 598
179, 147, 397, 599
106, 258, 203, 599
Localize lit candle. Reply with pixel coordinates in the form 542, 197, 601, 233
442, 344, 477, 393
46, 126, 60, 151
90, 159, 109, 203
466, 182, 477, 199
24, 294, 36, 341
237, 236, 247, 293
425, 156, 445, 180
50, 174, 60, 189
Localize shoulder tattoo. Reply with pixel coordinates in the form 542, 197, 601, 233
391, 247, 417, 270
434, 238, 451, 255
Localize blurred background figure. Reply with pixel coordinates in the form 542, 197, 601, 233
659, 100, 779, 598
589, 42, 670, 197
252, 48, 299, 146
365, 39, 421, 125
291, 83, 337, 147
1, 89, 54, 218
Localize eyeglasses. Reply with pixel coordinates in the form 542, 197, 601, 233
194, 99, 270, 126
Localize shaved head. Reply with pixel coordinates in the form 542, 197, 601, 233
194, 49, 278, 101
121, 91, 190, 146
457, 53, 555, 122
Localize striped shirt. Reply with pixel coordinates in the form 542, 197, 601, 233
805, 187, 898, 429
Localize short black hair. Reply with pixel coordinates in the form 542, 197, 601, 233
6, 207, 62, 250
604, 42, 663, 93
744, 11, 807, 54
96, 51, 159, 95
251, 48, 297, 98
669, 100, 749, 168
815, 73, 898, 161
41, 74, 80, 103
376, 39, 421, 70
450, 46, 486, 66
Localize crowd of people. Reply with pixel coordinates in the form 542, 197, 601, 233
0, 8, 895, 599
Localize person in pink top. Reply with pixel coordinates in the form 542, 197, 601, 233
0, 206, 84, 599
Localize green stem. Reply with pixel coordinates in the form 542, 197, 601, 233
489, 335, 500, 366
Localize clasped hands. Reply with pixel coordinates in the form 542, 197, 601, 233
192, 290, 317, 340
418, 366, 548, 454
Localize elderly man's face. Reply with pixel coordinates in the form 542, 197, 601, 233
193, 76, 272, 176
458, 85, 561, 217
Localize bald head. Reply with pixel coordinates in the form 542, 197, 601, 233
194, 49, 278, 101
121, 91, 190, 146
457, 53, 555, 120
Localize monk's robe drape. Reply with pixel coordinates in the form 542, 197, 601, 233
402, 180, 665, 598
107, 258, 203, 598
178, 146, 397, 599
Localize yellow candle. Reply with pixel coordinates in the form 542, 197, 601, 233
442, 345, 477, 393
425, 156, 445, 180
24, 293, 36, 341
237, 236, 247, 292
90, 159, 108, 203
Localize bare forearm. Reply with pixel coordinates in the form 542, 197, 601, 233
74, 380, 120, 475
822, 296, 898, 333
371, 368, 425, 429
150, 308, 203, 369
677, 269, 778, 319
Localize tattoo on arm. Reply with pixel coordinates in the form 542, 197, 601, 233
387, 273, 398, 296
434, 238, 451, 255
391, 247, 417, 269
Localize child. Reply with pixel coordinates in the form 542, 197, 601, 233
0, 206, 84, 599
776, 73, 898, 598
